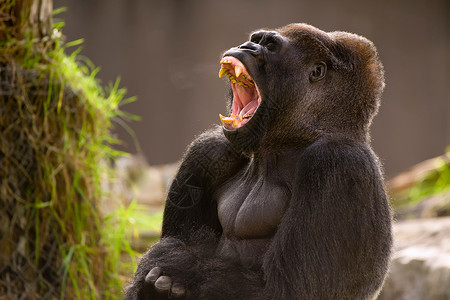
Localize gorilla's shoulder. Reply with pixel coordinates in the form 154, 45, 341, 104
184, 126, 234, 159
301, 136, 380, 174
188, 125, 227, 148
180, 126, 247, 183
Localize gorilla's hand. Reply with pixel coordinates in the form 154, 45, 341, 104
145, 267, 187, 299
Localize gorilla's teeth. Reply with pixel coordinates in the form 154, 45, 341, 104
220, 57, 254, 87
225, 73, 250, 87
219, 114, 242, 128
218, 67, 228, 78
219, 114, 237, 127
235, 66, 242, 78
242, 74, 255, 85
219, 114, 231, 124
237, 81, 248, 87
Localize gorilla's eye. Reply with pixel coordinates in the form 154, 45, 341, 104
264, 36, 282, 52
265, 38, 277, 51
309, 62, 327, 82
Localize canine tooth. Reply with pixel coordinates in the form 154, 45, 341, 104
235, 66, 242, 78
218, 66, 228, 78
219, 114, 232, 124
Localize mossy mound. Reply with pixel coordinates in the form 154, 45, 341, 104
0, 2, 136, 298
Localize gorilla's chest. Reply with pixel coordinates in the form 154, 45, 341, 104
216, 172, 291, 239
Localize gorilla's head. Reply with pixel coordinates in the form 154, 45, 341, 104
219, 23, 384, 153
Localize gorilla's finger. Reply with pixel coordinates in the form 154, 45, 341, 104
145, 267, 162, 284
154, 275, 172, 293
170, 282, 186, 298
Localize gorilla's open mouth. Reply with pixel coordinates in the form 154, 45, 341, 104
218, 56, 261, 130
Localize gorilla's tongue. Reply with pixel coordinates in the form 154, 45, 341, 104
240, 97, 259, 117
218, 56, 261, 130
232, 83, 259, 118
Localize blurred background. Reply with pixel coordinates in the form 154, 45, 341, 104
55, 0, 449, 178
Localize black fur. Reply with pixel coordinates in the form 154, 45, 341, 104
125, 23, 392, 300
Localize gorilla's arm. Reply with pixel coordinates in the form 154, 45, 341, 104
125, 127, 251, 299
262, 137, 392, 300
160, 126, 246, 239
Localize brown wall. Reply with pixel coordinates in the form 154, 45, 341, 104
56, 0, 449, 177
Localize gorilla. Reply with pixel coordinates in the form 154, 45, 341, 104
125, 23, 392, 300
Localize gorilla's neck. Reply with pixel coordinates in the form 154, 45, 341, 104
247, 147, 304, 179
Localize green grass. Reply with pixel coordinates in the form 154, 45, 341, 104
407, 150, 450, 204
0, 4, 148, 298
391, 148, 450, 212
45, 32, 141, 300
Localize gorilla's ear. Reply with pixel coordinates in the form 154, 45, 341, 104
309, 61, 327, 82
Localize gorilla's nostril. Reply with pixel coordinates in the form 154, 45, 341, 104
238, 42, 261, 52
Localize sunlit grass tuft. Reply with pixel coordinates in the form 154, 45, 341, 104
0, 5, 143, 298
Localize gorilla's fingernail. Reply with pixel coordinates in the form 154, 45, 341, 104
171, 283, 186, 297
145, 267, 162, 283
155, 275, 172, 291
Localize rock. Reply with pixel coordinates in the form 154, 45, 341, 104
395, 192, 450, 220
137, 162, 179, 207
114, 155, 179, 206
379, 217, 450, 300
387, 151, 450, 220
